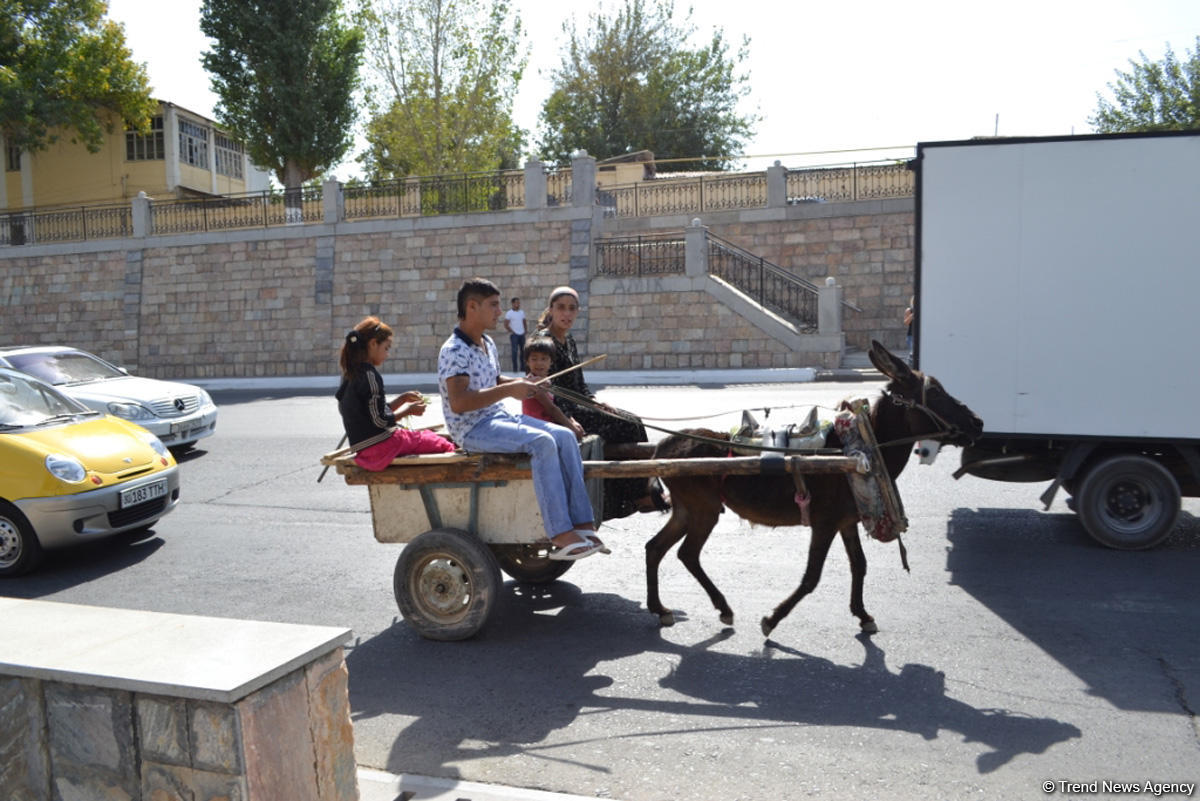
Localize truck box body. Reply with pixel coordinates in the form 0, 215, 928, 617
915, 132, 1200, 441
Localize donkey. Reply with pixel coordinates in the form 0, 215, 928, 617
646, 340, 983, 636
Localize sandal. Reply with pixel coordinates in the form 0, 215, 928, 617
548, 539, 601, 561
579, 531, 611, 555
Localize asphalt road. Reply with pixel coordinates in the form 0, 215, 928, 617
4, 381, 1199, 801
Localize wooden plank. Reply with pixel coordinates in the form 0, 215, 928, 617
338, 455, 858, 485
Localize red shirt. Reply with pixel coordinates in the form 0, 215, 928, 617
522, 394, 554, 422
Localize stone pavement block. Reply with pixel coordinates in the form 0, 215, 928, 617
0, 676, 51, 801
137, 696, 190, 766
191, 701, 242, 774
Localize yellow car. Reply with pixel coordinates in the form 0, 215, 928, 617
0, 367, 180, 576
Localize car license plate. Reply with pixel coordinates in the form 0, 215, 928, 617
170, 420, 190, 434
120, 479, 168, 509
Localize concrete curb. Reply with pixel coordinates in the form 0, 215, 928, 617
357, 768, 611, 801
191, 367, 880, 393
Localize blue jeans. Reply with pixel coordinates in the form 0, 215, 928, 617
509, 333, 525, 372
461, 413, 593, 538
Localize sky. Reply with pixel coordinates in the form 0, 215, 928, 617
104, 0, 1200, 178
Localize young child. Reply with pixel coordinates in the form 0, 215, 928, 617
521, 336, 584, 440
336, 316, 456, 471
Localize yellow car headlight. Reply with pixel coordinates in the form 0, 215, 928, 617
45, 453, 87, 483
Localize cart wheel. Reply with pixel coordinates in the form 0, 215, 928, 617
394, 528, 501, 641
0, 501, 42, 578
1076, 455, 1180, 550
491, 544, 573, 584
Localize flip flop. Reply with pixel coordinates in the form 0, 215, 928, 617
579, 532, 611, 555
548, 539, 601, 561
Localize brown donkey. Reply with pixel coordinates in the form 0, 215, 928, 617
646, 341, 983, 636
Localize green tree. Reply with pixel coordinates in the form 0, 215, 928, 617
1091, 37, 1200, 133
0, 0, 155, 154
356, 0, 527, 180
538, 0, 755, 171
200, 0, 363, 191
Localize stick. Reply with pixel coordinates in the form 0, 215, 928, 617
533, 353, 607, 386
317, 433, 348, 483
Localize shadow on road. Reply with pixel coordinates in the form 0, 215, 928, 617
946, 507, 1200, 714
346, 579, 1079, 781
0, 532, 165, 597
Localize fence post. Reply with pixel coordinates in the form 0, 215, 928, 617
685, 218, 707, 277
80, 207, 87, 241
767, 160, 787, 208
818, 276, 843, 336
524, 160, 547, 210
852, 163, 858, 201
571, 150, 596, 208
323, 178, 343, 223
131, 192, 151, 238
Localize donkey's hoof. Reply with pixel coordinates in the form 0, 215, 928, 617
760, 617, 775, 637
860, 619, 879, 634
659, 611, 676, 627
719, 612, 734, 626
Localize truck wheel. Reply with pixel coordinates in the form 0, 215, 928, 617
394, 528, 501, 641
0, 501, 42, 577
1076, 456, 1180, 550
491, 544, 573, 583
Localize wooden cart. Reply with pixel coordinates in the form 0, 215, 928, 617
321, 431, 885, 640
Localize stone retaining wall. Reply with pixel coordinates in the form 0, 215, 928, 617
0, 647, 356, 801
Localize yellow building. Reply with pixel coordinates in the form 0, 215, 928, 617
1, 100, 271, 213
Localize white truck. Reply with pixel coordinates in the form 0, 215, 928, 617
913, 130, 1200, 549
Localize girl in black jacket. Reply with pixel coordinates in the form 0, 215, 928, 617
336, 316, 455, 470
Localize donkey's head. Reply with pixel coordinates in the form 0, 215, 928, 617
868, 340, 983, 447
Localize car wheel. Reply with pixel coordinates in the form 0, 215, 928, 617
0, 501, 43, 577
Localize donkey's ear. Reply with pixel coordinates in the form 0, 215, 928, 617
868, 339, 914, 381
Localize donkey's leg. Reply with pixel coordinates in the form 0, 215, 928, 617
646, 506, 690, 627
760, 524, 837, 637
840, 524, 877, 633
675, 506, 732, 626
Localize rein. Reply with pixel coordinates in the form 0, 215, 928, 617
873, 376, 961, 449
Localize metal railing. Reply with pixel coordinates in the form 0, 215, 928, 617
594, 233, 686, 277
1, 202, 132, 245
602, 172, 768, 218
344, 170, 525, 219
707, 233, 819, 330
546, 168, 572, 207
785, 160, 912, 203
151, 188, 324, 234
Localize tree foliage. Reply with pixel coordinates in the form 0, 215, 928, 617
357, 0, 527, 180
200, 0, 363, 189
1091, 37, 1200, 133
0, 0, 155, 153
538, 0, 755, 171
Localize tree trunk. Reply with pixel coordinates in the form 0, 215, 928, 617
283, 160, 304, 224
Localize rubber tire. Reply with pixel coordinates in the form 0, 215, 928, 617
394, 528, 501, 641
491, 544, 573, 584
1076, 455, 1180, 550
0, 501, 43, 577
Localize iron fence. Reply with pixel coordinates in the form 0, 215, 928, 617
785, 160, 912, 203
1, 203, 132, 245
344, 170, 525, 219
594, 233, 686, 277
603, 172, 768, 218
546, 168, 572, 207
707, 233, 819, 330
151, 188, 323, 234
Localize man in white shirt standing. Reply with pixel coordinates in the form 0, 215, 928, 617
503, 297, 526, 373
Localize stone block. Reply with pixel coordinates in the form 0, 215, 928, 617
45, 684, 138, 799
191, 702, 242, 774
1, 676, 50, 801
136, 696, 189, 767
236, 669, 320, 801
304, 648, 358, 801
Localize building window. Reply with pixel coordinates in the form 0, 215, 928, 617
214, 132, 244, 179
178, 118, 209, 169
125, 115, 165, 161
5, 144, 19, 172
